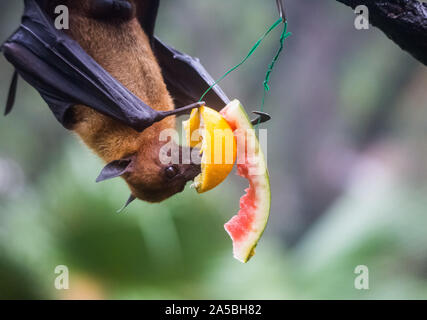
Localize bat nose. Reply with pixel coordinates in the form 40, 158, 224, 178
182, 162, 201, 181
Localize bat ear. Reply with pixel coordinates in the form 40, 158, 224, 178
117, 194, 136, 213
96, 158, 133, 183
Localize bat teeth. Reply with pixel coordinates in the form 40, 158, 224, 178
117, 194, 136, 213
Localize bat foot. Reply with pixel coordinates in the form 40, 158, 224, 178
91, 0, 134, 21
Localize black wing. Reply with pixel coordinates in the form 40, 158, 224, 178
136, 0, 230, 111
2, 0, 228, 130
2, 0, 200, 131
154, 38, 230, 112
136, 0, 160, 47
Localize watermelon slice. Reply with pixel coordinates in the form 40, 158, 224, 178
220, 100, 271, 263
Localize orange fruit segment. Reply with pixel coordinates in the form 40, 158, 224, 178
183, 106, 237, 193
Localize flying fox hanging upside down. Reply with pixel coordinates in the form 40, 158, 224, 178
2, 0, 232, 206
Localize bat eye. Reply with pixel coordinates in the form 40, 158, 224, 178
165, 166, 179, 179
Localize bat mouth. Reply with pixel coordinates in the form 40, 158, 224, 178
130, 182, 187, 203
182, 162, 202, 182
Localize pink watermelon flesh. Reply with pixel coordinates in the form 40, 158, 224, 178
220, 100, 271, 263
225, 168, 256, 242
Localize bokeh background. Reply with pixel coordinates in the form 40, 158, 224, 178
1, 0, 427, 299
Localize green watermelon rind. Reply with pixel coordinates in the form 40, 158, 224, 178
221, 99, 271, 263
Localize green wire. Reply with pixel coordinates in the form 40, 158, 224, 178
256, 21, 291, 129
198, 17, 291, 131
199, 18, 283, 102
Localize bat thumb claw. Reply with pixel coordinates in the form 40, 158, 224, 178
4, 70, 18, 116
160, 102, 205, 119
251, 111, 271, 126
117, 194, 136, 213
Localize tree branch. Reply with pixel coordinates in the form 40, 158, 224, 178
336, 0, 427, 65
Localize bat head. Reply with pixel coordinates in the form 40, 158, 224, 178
97, 142, 201, 203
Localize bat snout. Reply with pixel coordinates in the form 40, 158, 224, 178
180, 162, 201, 182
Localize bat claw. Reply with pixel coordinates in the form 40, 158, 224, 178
251, 111, 271, 126
4, 70, 18, 116
276, 0, 286, 22
160, 101, 205, 118
117, 194, 136, 213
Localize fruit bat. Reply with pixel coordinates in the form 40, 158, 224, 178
2, 0, 270, 207
1, 0, 232, 206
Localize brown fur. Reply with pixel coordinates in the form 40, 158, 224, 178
45, 0, 197, 202
65, 0, 174, 162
